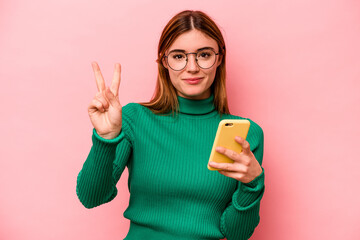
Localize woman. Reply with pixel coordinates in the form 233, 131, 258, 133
77, 10, 265, 240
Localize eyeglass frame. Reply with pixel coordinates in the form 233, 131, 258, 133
163, 48, 221, 71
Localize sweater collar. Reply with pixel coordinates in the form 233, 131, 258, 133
177, 93, 216, 115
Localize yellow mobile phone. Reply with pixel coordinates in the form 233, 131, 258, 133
208, 119, 250, 171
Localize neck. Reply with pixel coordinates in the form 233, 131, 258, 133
177, 93, 215, 115
177, 90, 211, 100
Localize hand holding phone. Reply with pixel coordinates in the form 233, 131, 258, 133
208, 119, 250, 171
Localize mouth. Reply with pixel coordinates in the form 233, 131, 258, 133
183, 77, 204, 85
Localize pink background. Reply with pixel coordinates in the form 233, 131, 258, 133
1, 0, 359, 239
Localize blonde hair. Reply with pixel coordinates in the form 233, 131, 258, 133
140, 10, 229, 115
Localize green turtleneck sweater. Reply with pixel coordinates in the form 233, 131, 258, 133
76, 94, 265, 240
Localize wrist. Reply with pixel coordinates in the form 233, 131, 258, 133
97, 130, 121, 140
244, 167, 264, 188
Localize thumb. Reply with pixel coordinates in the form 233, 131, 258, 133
105, 87, 120, 108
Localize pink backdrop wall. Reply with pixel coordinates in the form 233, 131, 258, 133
1, 0, 359, 239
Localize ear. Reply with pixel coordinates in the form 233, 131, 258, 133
216, 54, 223, 67
162, 57, 168, 69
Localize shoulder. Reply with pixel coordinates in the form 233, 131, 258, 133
121, 102, 158, 125
122, 102, 142, 115
122, 102, 155, 113
119, 103, 142, 136
247, 118, 264, 140
122, 102, 148, 119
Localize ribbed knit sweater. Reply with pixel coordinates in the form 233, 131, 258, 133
76, 94, 265, 240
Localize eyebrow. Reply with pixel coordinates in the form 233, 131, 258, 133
169, 47, 216, 53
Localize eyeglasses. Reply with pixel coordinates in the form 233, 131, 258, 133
163, 48, 220, 71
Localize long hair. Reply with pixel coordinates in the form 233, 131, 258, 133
140, 10, 230, 115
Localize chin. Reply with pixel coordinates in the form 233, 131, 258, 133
179, 88, 209, 99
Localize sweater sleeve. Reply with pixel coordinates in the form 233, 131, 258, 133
220, 122, 265, 240
76, 104, 135, 209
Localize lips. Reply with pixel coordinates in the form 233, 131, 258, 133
183, 77, 203, 85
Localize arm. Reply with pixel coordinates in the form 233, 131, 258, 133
219, 125, 265, 240
77, 62, 133, 208
76, 128, 132, 209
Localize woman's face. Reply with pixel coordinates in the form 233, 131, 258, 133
163, 29, 222, 100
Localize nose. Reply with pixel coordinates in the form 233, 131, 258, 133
186, 54, 200, 72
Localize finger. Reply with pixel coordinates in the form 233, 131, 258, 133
91, 61, 106, 92
89, 98, 105, 113
235, 136, 251, 154
219, 170, 258, 184
110, 63, 121, 96
105, 87, 121, 109
208, 161, 237, 172
215, 146, 242, 162
96, 91, 110, 109
218, 170, 243, 181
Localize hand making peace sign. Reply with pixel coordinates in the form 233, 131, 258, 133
88, 62, 122, 140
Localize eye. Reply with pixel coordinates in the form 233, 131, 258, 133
169, 52, 186, 61
173, 54, 184, 60
198, 51, 213, 59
